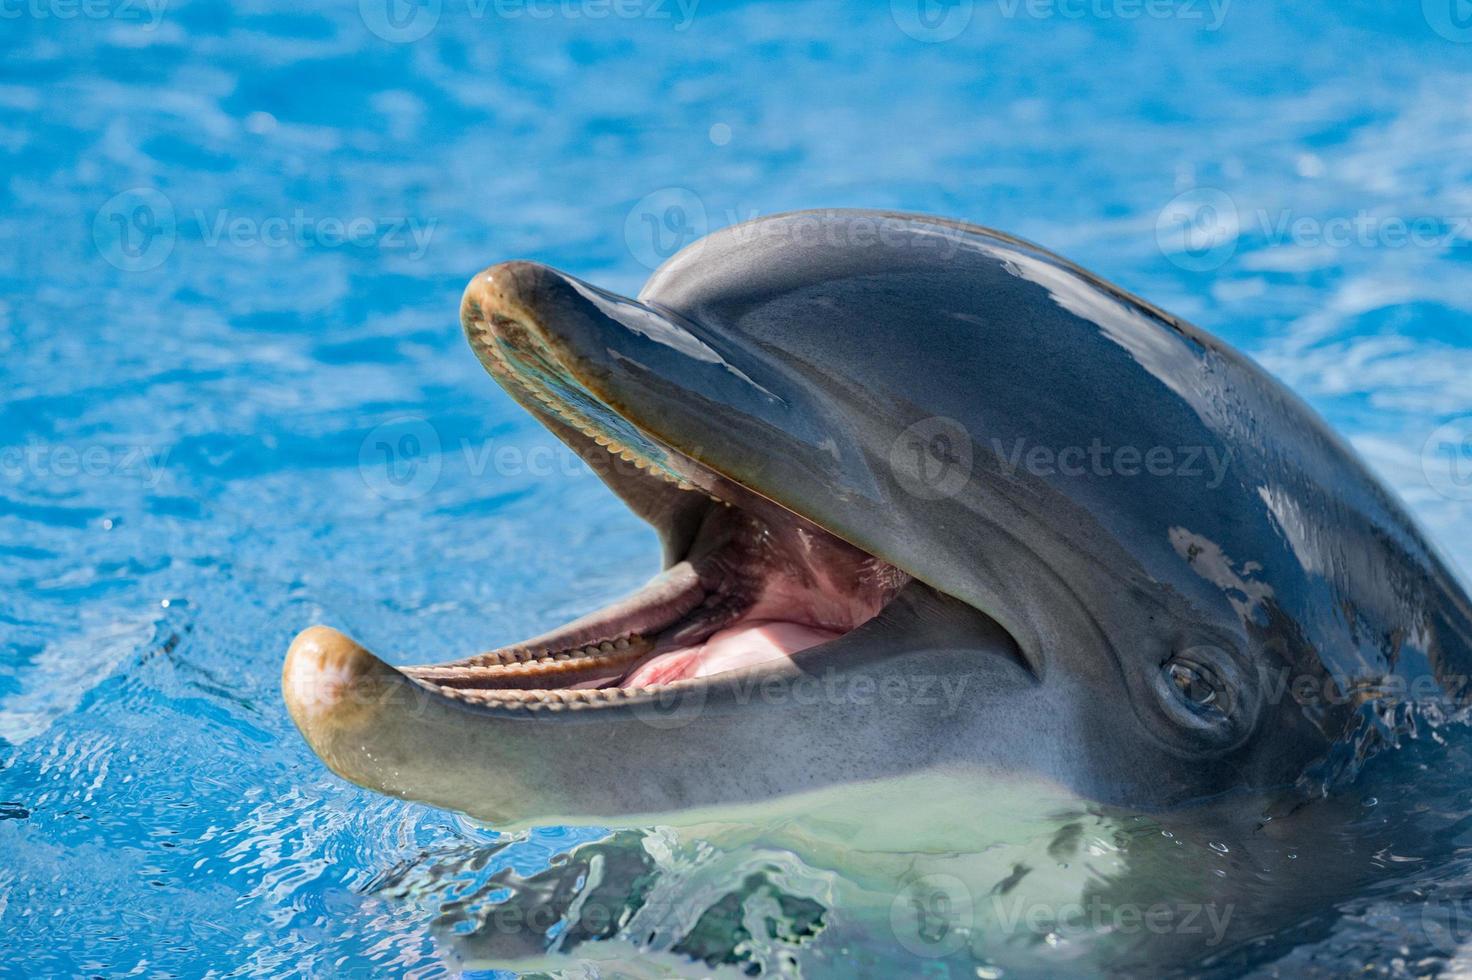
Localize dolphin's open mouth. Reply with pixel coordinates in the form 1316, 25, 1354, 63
398, 271, 913, 707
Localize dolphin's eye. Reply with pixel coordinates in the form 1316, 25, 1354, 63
1167, 662, 1216, 705
1147, 643, 1259, 753
1162, 656, 1231, 720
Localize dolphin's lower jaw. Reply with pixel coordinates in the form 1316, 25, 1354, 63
282, 261, 1030, 820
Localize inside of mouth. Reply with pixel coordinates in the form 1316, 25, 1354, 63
407, 501, 908, 694
404, 306, 911, 699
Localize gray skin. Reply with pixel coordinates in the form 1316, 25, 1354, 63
282, 209, 1472, 827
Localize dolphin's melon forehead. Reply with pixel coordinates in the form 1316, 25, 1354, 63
639, 209, 1165, 336
635, 208, 1220, 405
641, 210, 1039, 319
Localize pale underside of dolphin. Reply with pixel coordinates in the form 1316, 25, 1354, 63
282, 209, 1472, 827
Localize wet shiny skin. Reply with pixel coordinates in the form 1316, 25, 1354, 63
287, 210, 1472, 830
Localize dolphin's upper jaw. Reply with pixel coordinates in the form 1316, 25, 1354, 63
343, 264, 914, 707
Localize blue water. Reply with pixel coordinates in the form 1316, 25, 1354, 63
3, 1, 1472, 975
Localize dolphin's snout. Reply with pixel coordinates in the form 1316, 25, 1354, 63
281, 626, 444, 798
459, 260, 568, 341
282, 626, 396, 727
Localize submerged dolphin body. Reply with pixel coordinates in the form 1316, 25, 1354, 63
283, 210, 1472, 825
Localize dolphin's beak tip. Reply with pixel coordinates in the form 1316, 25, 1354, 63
460, 260, 542, 343
459, 267, 496, 334
462, 260, 555, 306
282, 625, 396, 730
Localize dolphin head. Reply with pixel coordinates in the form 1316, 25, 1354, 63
284, 210, 1472, 825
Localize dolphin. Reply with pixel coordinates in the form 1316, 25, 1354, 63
282, 209, 1472, 827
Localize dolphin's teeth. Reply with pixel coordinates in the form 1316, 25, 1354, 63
428, 675, 705, 711
421, 632, 647, 671
405, 636, 661, 699
473, 313, 713, 498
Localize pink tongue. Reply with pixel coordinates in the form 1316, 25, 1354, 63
620, 620, 840, 688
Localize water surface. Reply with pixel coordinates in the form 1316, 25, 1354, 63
3, 1, 1472, 974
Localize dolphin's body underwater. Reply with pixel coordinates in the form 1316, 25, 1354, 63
283, 210, 1472, 827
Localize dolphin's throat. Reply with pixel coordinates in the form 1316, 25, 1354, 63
612, 502, 907, 688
